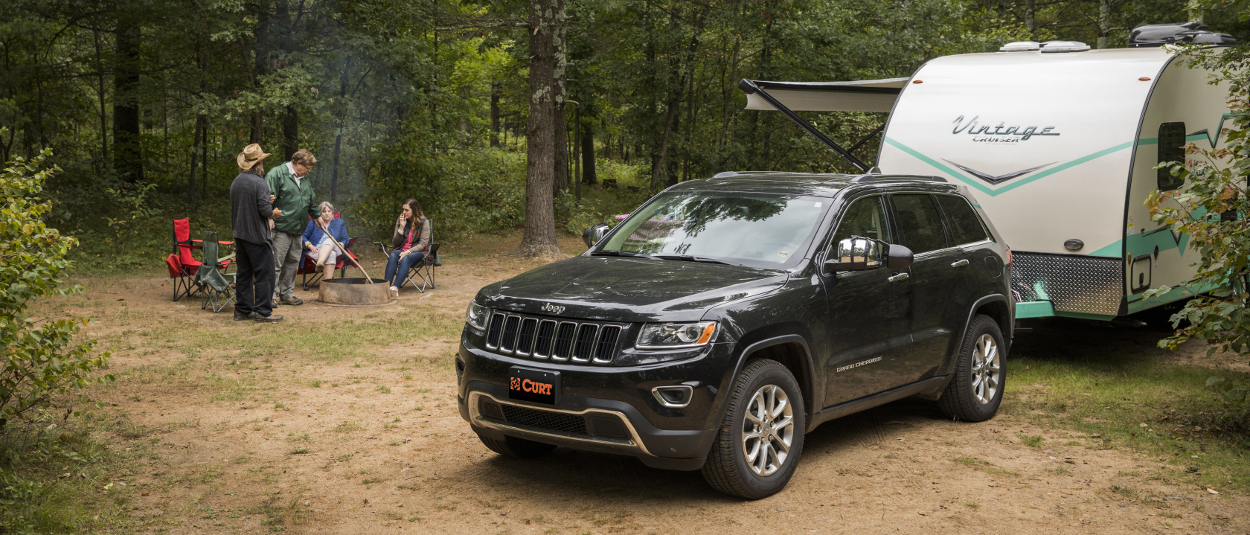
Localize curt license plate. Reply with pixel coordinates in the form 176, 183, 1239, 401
508, 367, 560, 405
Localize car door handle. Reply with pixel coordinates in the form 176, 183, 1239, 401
951, 259, 970, 268
888, 272, 909, 283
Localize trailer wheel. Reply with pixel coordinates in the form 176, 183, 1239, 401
938, 314, 1005, 422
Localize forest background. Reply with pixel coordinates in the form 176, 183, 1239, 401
1, 0, 1247, 262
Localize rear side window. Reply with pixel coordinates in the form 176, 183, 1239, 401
832, 196, 892, 245
935, 195, 990, 245
1157, 122, 1186, 191
891, 194, 948, 254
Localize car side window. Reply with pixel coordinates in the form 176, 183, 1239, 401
935, 195, 990, 246
891, 194, 948, 254
832, 196, 891, 245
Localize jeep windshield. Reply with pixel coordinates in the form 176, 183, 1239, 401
594, 190, 830, 269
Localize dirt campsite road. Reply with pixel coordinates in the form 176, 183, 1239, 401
41, 236, 1249, 534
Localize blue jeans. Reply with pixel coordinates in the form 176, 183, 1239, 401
384, 249, 426, 287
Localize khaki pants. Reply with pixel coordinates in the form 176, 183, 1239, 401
271, 230, 302, 301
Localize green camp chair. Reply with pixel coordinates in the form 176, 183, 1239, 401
196, 230, 236, 313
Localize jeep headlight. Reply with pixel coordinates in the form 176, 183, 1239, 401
636, 321, 717, 349
466, 301, 490, 331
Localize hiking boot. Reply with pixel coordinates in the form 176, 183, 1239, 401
280, 296, 304, 306
233, 311, 258, 321
254, 314, 284, 323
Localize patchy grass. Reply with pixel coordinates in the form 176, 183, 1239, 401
1009, 320, 1250, 494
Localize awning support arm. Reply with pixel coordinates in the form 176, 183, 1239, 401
738, 79, 870, 173
847, 123, 886, 157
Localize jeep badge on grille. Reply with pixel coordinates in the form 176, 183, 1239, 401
541, 303, 565, 315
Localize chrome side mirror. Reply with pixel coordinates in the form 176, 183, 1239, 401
825, 237, 883, 272
583, 223, 610, 247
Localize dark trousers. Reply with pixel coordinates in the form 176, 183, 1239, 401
234, 238, 275, 317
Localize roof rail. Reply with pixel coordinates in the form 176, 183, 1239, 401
851, 174, 947, 183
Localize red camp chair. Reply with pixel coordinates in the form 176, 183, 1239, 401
166, 254, 198, 302
170, 218, 236, 301
172, 218, 234, 268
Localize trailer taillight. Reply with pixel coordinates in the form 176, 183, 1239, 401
1005, 249, 1012, 266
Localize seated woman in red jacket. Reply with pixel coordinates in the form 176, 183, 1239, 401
383, 198, 431, 295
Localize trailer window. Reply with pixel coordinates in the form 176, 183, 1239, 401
1158, 122, 1186, 191
891, 194, 948, 254
935, 195, 990, 245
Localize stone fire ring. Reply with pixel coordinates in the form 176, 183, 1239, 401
318, 278, 397, 306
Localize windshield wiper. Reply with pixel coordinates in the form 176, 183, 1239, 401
590, 250, 651, 258
652, 254, 735, 265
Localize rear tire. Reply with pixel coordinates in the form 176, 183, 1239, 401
477, 434, 557, 459
701, 359, 806, 499
938, 314, 1006, 422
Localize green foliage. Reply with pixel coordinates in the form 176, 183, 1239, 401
0, 147, 112, 430
1145, 46, 1250, 358
1206, 376, 1248, 431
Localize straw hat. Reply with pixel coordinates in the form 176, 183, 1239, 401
236, 143, 271, 170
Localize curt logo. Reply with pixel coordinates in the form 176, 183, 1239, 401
511, 377, 553, 396
541, 303, 566, 315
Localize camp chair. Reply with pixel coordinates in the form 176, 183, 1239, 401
375, 227, 441, 293
166, 254, 198, 302
300, 236, 360, 290
173, 217, 235, 266
195, 230, 236, 313
297, 213, 358, 289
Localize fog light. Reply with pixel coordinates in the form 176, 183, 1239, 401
652, 385, 694, 408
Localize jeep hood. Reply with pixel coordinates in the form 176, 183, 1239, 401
476, 256, 788, 322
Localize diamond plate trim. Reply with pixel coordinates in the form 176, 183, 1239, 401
1010, 253, 1123, 316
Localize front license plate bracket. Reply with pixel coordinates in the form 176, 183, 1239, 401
508, 366, 560, 405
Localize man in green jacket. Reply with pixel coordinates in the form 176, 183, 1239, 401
265, 149, 320, 306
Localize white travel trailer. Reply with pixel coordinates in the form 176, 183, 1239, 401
740, 27, 1237, 321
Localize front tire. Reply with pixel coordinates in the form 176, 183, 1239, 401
478, 434, 557, 459
938, 314, 1006, 422
701, 359, 806, 499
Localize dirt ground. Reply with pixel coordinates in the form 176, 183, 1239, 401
47, 239, 1250, 534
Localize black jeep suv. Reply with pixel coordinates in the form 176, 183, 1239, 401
457, 172, 1013, 499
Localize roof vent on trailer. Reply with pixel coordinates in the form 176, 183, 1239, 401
1129, 22, 1237, 47
1039, 40, 1091, 53
999, 40, 1091, 53
999, 41, 1041, 52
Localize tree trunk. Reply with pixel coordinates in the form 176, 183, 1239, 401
201, 115, 208, 198
189, 114, 204, 203
490, 82, 501, 147
517, 0, 563, 258
113, 13, 143, 182
552, 0, 569, 201
574, 106, 581, 201
92, 26, 108, 163
1025, 0, 1035, 37
581, 121, 596, 186
1096, 0, 1111, 49
649, 97, 679, 194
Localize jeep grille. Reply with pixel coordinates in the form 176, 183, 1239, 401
484, 312, 623, 364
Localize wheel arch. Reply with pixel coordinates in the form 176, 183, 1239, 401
944, 294, 1012, 376
719, 334, 818, 428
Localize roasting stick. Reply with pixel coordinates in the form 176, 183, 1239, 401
317, 220, 374, 283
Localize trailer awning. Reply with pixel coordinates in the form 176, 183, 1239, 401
743, 78, 909, 113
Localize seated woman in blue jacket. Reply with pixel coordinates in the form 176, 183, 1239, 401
301, 201, 350, 280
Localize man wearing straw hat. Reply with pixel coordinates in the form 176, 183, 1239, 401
230, 143, 285, 323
